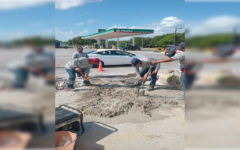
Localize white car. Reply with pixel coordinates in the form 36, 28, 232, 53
88, 49, 147, 66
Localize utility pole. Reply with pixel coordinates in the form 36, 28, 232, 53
174, 28, 183, 46
174, 28, 177, 46
71, 32, 73, 47
76, 38, 77, 48
142, 37, 143, 48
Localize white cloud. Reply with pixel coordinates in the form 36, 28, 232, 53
108, 25, 127, 29
0, 0, 54, 10
87, 19, 94, 23
55, 28, 89, 41
76, 22, 84, 26
186, 16, 240, 37
129, 16, 185, 36
55, 0, 102, 10
107, 16, 185, 40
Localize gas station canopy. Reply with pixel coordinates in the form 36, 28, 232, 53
82, 28, 154, 48
82, 28, 154, 39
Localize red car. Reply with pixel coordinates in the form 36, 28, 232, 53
165, 46, 179, 57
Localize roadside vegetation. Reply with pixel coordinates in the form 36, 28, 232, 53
56, 32, 185, 49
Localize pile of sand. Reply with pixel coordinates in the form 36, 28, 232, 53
55, 77, 138, 90
75, 87, 178, 118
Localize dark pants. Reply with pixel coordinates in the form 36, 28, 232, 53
10, 68, 54, 89
186, 74, 195, 89
65, 68, 90, 89
138, 67, 157, 86
10, 69, 28, 88
76, 71, 81, 77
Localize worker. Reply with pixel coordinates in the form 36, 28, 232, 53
65, 57, 100, 90
72, 47, 89, 78
131, 57, 160, 91
151, 42, 185, 100
8, 46, 55, 89
184, 44, 240, 89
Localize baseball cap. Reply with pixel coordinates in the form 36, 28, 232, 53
88, 58, 101, 63
179, 42, 185, 49
131, 58, 140, 67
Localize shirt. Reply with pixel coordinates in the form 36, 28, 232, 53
134, 57, 160, 77
65, 57, 93, 75
72, 52, 89, 59
171, 51, 185, 70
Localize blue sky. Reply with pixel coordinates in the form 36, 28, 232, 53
0, 1, 55, 41
55, 0, 185, 41
186, 1, 240, 22
185, 1, 240, 37
1, 0, 239, 41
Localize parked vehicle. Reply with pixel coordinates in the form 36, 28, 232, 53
166, 44, 175, 48
213, 45, 239, 57
61, 44, 73, 49
85, 50, 96, 54
55, 42, 73, 49
165, 46, 179, 57
122, 46, 141, 51
55, 42, 61, 48
88, 49, 147, 66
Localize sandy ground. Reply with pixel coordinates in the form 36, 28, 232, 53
55, 76, 185, 150
54, 48, 185, 149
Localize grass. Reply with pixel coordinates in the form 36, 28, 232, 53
153, 48, 166, 52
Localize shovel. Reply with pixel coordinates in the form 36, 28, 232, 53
134, 68, 152, 96
55, 63, 62, 69
76, 70, 92, 85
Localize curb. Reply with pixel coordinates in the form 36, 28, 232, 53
153, 51, 164, 54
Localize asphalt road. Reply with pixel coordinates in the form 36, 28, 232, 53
55, 48, 179, 77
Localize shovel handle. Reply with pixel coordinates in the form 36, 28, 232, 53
142, 68, 152, 85
55, 63, 62, 68
77, 70, 92, 84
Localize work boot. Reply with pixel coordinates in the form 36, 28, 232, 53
147, 86, 154, 91
177, 94, 185, 100
67, 87, 75, 91
83, 82, 91, 86
133, 81, 142, 86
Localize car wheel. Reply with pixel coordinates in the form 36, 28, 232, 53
100, 61, 104, 67
64, 46, 67, 49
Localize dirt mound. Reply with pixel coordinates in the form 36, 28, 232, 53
75, 87, 178, 118
55, 78, 82, 90
55, 77, 138, 90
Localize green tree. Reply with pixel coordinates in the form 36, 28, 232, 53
155, 33, 185, 47
150, 36, 162, 47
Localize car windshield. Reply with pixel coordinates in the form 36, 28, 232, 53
168, 47, 178, 50
127, 52, 135, 56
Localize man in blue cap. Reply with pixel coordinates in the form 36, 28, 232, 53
131, 57, 160, 91
151, 42, 185, 100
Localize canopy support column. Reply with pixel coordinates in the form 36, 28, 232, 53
106, 39, 108, 49
132, 35, 135, 46
97, 38, 100, 45
117, 37, 119, 49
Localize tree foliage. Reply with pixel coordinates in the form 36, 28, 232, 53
186, 34, 240, 48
